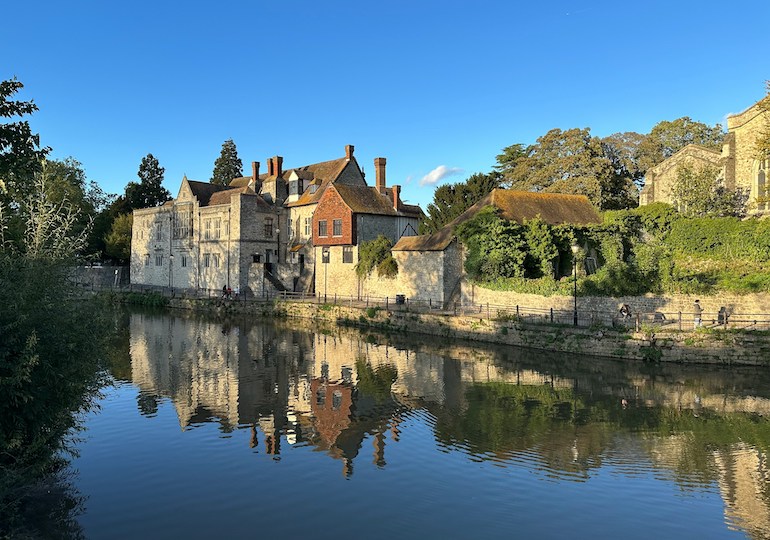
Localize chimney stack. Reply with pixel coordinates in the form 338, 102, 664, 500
345, 144, 354, 160
275, 156, 283, 178
374, 157, 386, 194
267, 158, 274, 176
252, 161, 260, 182
392, 184, 401, 210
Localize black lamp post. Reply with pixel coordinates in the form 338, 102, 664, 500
571, 243, 579, 326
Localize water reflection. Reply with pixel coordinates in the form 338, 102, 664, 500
125, 311, 770, 538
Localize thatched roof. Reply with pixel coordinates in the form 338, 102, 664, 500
393, 189, 601, 252
456, 189, 601, 226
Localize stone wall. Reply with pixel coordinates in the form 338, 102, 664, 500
162, 296, 770, 366
641, 145, 721, 206
461, 282, 770, 323
728, 103, 768, 205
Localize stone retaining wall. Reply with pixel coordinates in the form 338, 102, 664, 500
165, 296, 770, 367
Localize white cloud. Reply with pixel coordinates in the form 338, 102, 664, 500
419, 165, 464, 186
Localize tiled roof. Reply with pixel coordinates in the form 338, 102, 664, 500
228, 177, 252, 188
207, 186, 256, 206
392, 228, 454, 251
285, 157, 353, 207
187, 180, 232, 206
333, 185, 423, 218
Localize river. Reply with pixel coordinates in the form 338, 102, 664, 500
67, 308, 770, 539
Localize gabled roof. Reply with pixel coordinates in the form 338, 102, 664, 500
329, 185, 423, 218
228, 177, 252, 188
208, 186, 257, 206
186, 180, 233, 206
393, 189, 601, 252
647, 143, 722, 175
285, 157, 356, 207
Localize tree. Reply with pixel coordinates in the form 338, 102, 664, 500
755, 81, 770, 159
211, 139, 243, 186
637, 117, 724, 173
129, 153, 170, 209
420, 172, 503, 234
493, 143, 527, 177
671, 163, 748, 218
601, 132, 646, 189
0, 78, 50, 201
105, 213, 133, 262
499, 128, 637, 210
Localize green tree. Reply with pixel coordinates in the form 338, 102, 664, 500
493, 143, 527, 177
455, 207, 527, 279
0, 173, 106, 534
637, 117, 724, 173
500, 128, 637, 210
211, 138, 243, 186
128, 153, 170, 209
420, 172, 503, 234
356, 235, 398, 278
601, 131, 646, 189
671, 163, 748, 218
756, 82, 770, 159
105, 213, 133, 262
0, 78, 50, 201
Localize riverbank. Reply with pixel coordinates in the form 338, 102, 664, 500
140, 294, 770, 366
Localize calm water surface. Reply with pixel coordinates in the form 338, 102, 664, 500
69, 309, 770, 539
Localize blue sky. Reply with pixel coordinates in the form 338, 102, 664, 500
3, 0, 769, 208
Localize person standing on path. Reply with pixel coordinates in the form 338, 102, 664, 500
693, 299, 703, 329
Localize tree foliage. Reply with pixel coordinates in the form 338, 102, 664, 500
636, 117, 724, 173
499, 128, 637, 211
671, 163, 748, 218
756, 81, 770, 159
0, 174, 106, 534
211, 139, 243, 186
420, 172, 503, 234
356, 235, 398, 278
0, 78, 50, 200
105, 213, 133, 262
124, 153, 170, 210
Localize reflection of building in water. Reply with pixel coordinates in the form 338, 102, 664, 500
714, 445, 770, 539
128, 313, 770, 529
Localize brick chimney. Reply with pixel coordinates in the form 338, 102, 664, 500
252, 161, 259, 182
267, 158, 274, 176
274, 156, 283, 178
345, 144, 354, 160
374, 157, 386, 194
392, 184, 401, 210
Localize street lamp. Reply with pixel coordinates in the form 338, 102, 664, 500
571, 242, 579, 326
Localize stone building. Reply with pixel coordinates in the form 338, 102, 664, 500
639, 96, 770, 215
131, 145, 422, 296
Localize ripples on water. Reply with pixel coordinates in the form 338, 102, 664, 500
66, 310, 770, 539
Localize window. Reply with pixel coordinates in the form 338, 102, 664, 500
144, 254, 150, 266
264, 217, 274, 238
332, 391, 343, 411
288, 217, 293, 237
155, 254, 163, 266
759, 158, 768, 212
343, 246, 353, 264
213, 254, 220, 268
204, 253, 211, 268
173, 210, 193, 239
318, 220, 328, 237
304, 217, 311, 237
252, 254, 261, 263
156, 223, 162, 241
213, 218, 221, 239
316, 387, 326, 406
224, 221, 230, 237
181, 255, 188, 268
333, 219, 342, 237
204, 219, 212, 240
